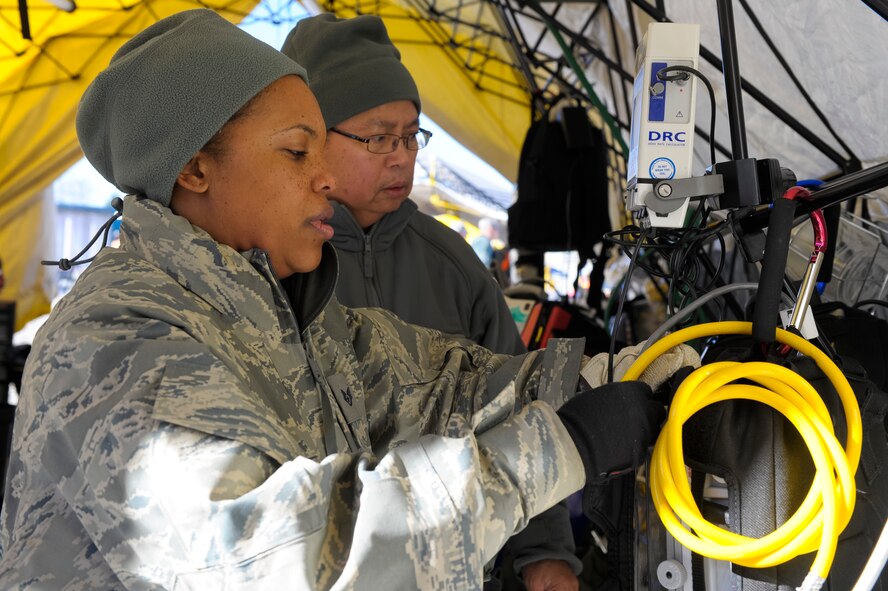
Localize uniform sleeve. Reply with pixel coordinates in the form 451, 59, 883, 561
347, 305, 585, 434
62, 398, 581, 590
32, 322, 584, 590
447, 272, 580, 574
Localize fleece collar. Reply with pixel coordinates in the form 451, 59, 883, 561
327, 198, 418, 252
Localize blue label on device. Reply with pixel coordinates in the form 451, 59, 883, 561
648, 62, 667, 122
649, 157, 676, 179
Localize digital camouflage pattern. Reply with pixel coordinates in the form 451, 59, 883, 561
0, 196, 585, 590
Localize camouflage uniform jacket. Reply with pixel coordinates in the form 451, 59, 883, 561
327, 200, 580, 575
0, 196, 585, 590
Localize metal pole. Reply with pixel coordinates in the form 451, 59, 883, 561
860, 0, 888, 21
716, 0, 747, 160
18, 0, 31, 40
490, 0, 541, 99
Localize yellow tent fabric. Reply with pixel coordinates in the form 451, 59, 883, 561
0, 0, 259, 330
0, 0, 528, 331
322, 0, 531, 183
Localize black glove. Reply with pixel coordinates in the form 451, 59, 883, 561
557, 381, 666, 484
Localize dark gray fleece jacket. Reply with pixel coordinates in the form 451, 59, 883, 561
328, 198, 526, 355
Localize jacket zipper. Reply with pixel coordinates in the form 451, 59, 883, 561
361, 231, 384, 307
362, 233, 373, 279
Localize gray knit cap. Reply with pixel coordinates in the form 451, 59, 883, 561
76, 9, 307, 206
281, 13, 421, 129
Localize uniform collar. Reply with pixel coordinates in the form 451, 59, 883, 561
119, 195, 338, 331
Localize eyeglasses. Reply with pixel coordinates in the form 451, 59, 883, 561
329, 127, 433, 154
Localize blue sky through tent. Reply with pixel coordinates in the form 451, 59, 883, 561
55, 6, 515, 209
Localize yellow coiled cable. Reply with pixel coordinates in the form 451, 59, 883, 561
622, 321, 862, 589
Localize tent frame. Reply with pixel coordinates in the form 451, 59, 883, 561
492, 0, 865, 174
382, 0, 878, 177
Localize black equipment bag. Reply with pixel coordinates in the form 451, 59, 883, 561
580, 476, 636, 590
508, 105, 610, 256
508, 105, 612, 311
812, 301, 888, 393
693, 335, 888, 590
578, 377, 681, 591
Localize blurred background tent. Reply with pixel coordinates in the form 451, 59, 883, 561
0, 0, 886, 329
0, 0, 263, 329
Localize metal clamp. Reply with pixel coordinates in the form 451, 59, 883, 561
648, 174, 726, 214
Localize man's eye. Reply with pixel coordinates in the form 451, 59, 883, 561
368, 135, 390, 144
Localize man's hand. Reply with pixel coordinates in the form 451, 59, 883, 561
521, 559, 579, 591
580, 342, 700, 390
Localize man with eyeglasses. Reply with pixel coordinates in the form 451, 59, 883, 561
282, 14, 582, 591
281, 13, 525, 357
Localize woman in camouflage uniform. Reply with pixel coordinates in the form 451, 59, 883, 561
0, 9, 662, 590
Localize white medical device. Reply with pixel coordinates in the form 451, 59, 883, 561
626, 22, 700, 229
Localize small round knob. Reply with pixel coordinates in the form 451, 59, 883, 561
657, 559, 687, 589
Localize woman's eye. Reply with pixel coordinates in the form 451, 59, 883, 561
288, 150, 307, 160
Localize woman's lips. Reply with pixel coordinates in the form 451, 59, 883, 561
310, 218, 334, 240
309, 207, 335, 240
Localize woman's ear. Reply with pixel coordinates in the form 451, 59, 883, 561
175, 153, 211, 193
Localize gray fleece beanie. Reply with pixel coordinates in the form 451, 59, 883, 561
76, 9, 307, 206
281, 13, 421, 129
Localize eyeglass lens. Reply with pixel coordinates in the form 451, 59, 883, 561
367, 131, 430, 154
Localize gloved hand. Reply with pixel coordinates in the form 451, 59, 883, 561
579, 341, 700, 391
557, 381, 665, 486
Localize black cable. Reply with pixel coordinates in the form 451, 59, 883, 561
695, 232, 728, 295
606, 221, 729, 316
854, 299, 888, 311
605, 209, 736, 333
608, 228, 648, 383
605, 220, 728, 280
687, 234, 745, 320
657, 65, 718, 167
42, 197, 123, 271
672, 224, 731, 320
670, 243, 697, 316
688, 199, 708, 228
